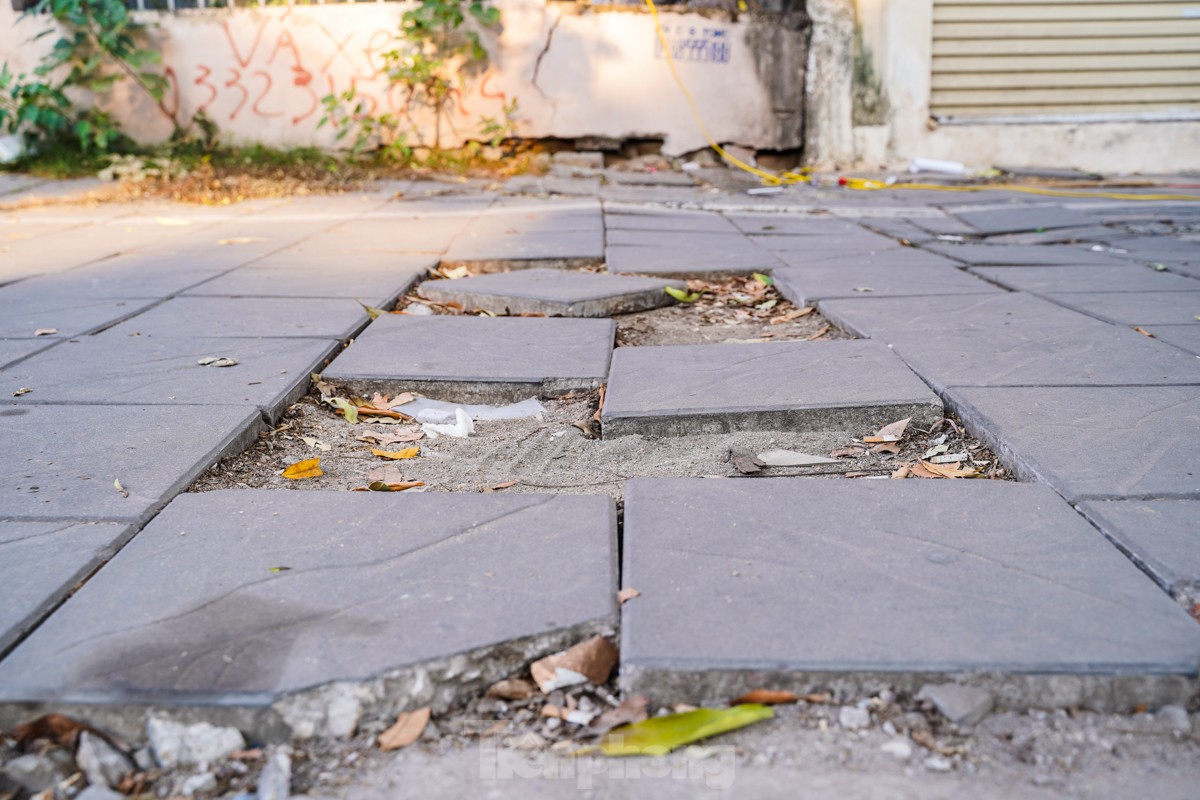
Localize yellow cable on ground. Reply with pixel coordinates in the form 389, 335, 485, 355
646, 0, 1198, 202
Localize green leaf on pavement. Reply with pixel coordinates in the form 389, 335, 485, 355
753, 272, 774, 285
664, 286, 701, 303
325, 396, 359, 424
584, 704, 773, 757
357, 300, 385, 320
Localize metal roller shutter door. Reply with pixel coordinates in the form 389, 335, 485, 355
931, 0, 1200, 120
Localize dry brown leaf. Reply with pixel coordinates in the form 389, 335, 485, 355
540, 704, 565, 720
369, 392, 393, 410
870, 442, 902, 455
281, 458, 322, 480
864, 417, 911, 443
589, 695, 649, 735
830, 446, 865, 459
367, 464, 406, 484
769, 307, 815, 325
14, 713, 90, 749
357, 428, 424, 446
33, 327, 58, 337
530, 636, 619, 692
572, 420, 598, 439
806, 324, 831, 341
892, 464, 912, 479
491, 481, 517, 490
594, 384, 606, 423
12, 387, 31, 396
909, 462, 941, 479
1133, 326, 1155, 337
355, 481, 425, 492
485, 678, 537, 701
730, 447, 764, 474
911, 729, 965, 756
919, 460, 980, 479
730, 689, 800, 706
355, 407, 413, 421
379, 707, 431, 751
391, 391, 417, 407
113, 478, 129, 498
618, 587, 641, 605
371, 447, 420, 460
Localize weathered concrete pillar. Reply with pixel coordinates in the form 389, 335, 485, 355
803, 0, 856, 169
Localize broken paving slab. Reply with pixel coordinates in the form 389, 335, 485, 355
924, 243, 1132, 267
601, 340, 942, 438
885, 325, 1200, 395
0, 490, 617, 741
970, 265, 1200, 295
946, 385, 1200, 502
101, 297, 371, 340
772, 261, 996, 306
1042, 291, 1200, 326
952, 205, 1094, 236
182, 264, 425, 305
820, 292, 1102, 339
415, 268, 685, 317
1077, 499, 1200, 604
440, 230, 605, 272
0, 404, 262, 523
620, 477, 1200, 708
321, 315, 614, 402
1, 336, 339, 423
0, 520, 133, 657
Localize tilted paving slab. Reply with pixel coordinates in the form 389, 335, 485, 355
924, 243, 1131, 267
946, 385, 1200, 502
970, 265, 1200, 294
886, 325, 1200, 395
748, 229, 899, 254
820, 292, 1099, 339
953, 205, 1094, 235
1078, 499, 1200, 604
0, 490, 617, 740
2, 336, 339, 423
773, 261, 995, 306
0, 520, 133, 657
606, 241, 783, 278
602, 340, 942, 438
855, 217, 938, 244
605, 210, 739, 234
0, 279, 160, 339
1043, 291, 1200, 326
416, 268, 684, 317
605, 229, 753, 248
603, 169, 696, 187
983, 226, 1130, 247
101, 297, 371, 340
441, 230, 605, 271
1145, 325, 1200, 355
0, 404, 262, 523
773, 246, 964, 271
620, 478, 1200, 708
322, 315, 613, 402
727, 216, 865, 237
183, 264, 425, 305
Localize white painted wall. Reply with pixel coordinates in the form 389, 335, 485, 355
852, 0, 1200, 174
0, 0, 799, 156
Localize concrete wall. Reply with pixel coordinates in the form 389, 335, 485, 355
0, 0, 808, 156
848, 0, 1200, 174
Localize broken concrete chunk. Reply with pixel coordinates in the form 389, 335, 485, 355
147, 718, 246, 769
76, 730, 134, 789
531, 636, 619, 693
838, 705, 871, 730
917, 683, 994, 726
256, 745, 292, 800
2, 752, 72, 794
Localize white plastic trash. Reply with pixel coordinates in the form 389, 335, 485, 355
908, 157, 967, 176
421, 408, 475, 439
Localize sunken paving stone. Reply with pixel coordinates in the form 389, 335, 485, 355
183, 264, 426, 305
0, 491, 617, 739
0, 404, 262, 524
984, 225, 1130, 247
440, 230, 605, 271
102, 297, 371, 340
620, 478, 1200, 707
2, 337, 339, 424
886, 325, 1200, 395
1078, 499, 1200, 603
952, 204, 1094, 235
1146, 325, 1200, 355
924, 243, 1132, 267
0, 520, 133, 656
322, 315, 614, 402
946, 385, 1200, 502
970, 265, 1200, 294
416, 269, 685, 317
772, 261, 996, 306
606, 240, 783, 278
1042, 291, 1200, 326
602, 340, 942, 438
820, 292, 1101, 339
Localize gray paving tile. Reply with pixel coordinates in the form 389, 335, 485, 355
1078, 499, 1200, 603
602, 340, 942, 437
621, 478, 1200, 706
1043, 291, 1200, 326
605, 229, 749, 248
0, 279, 160, 338
442, 230, 605, 270
15, 262, 228, 301
0, 404, 262, 522
887, 326, 1200, 394
925, 243, 1131, 267
820, 292, 1099, 338
856, 217, 937, 244
0, 491, 616, 720
970, 265, 1200, 294
909, 215, 978, 236
183, 264, 424, 304
0, 339, 57, 370
605, 210, 739, 234
982, 226, 1128, 246
774, 246, 965, 271
0, 520, 133, 656
2, 336, 338, 423
727, 216, 864, 237
102, 297, 370, 339
748, 230, 899, 254
1146, 325, 1200, 355
471, 205, 604, 234
947, 385, 1200, 501
606, 241, 783, 278
322, 316, 613, 402
416, 268, 684, 317
604, 170, 695, 187
773, 261, 995, 305
953, 205, 1093, 235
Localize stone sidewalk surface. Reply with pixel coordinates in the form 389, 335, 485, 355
1, 177, 1198, 735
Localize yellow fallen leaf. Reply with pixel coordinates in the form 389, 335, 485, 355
379, 707, 431, 751
664, 286, 701, 303
357, 301, 385, 320
113, 478, 129, 498
281, 458, 323, 480
371, 447, 420, 460
582, 705, 773, 756
326, 397, 359, 424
